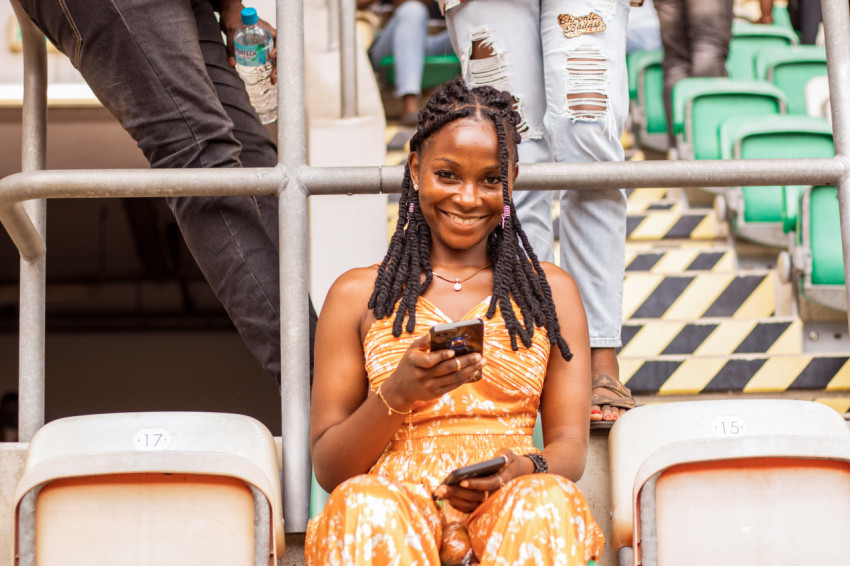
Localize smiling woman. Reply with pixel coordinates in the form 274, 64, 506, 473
306, 78, 602, 565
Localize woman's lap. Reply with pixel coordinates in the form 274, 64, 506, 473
307, 473, 603, 566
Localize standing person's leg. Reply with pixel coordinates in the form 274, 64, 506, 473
191, 0, 318, 382
798, 0, 823, 44
17, 0, 297, 384
687, 0, 733, 78
19, 0, 241, 168
541, 0, 633, 422
370, 1, 431, 125
391, 1, 431, 123
654, 0, 692, 148
445, 0, 557, 263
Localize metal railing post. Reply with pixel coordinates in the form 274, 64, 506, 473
278, 0, 312, 533
338, 0, 358, 118
10, 3, 46, 565
822, 0, 850, 330
10, 0, 47, 443
327, 0, 339, 50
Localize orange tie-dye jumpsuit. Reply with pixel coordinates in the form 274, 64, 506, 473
306, 296, 604, 565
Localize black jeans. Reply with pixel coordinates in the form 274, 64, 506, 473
17, 0, 316, 384
654, 0, 734, 146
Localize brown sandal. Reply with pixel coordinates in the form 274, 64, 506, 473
591, 373, 636, 410
590, 374, 636, 429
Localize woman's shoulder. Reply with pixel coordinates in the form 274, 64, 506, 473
537, 261, 582, 306
325, 265, 380, 304
537, 261, 577, 290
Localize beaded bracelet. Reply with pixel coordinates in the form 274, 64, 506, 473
375, 384, 412, 417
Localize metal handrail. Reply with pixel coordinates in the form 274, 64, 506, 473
3, 0, 850, 537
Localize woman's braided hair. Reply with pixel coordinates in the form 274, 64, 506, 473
368, 78, 572, 361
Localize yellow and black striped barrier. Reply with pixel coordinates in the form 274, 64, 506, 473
623, 271, 776, 320
626, 210, 720, 241
554, 207, 720, 242
625, 248, 736, 273
621, 354, 850, 395
620, 319, 803, 357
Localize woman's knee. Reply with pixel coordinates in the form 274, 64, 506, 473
326, 474, 406, 509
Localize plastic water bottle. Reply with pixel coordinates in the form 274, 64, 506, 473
233, 7, 277, 124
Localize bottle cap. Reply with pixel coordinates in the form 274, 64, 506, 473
241, 7, 259, 25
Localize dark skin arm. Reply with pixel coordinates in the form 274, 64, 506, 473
218, 0, 279, 84
432, 263, 592, 513
310, 267, 487, 492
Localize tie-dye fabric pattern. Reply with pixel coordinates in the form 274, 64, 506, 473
306, 297, 604, 565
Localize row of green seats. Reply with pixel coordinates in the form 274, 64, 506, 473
627, 19, 828, 153
717, 115, 834, 247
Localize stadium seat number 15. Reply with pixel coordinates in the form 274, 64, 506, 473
709, 416, 748, 437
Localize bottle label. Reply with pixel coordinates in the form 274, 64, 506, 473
234, 41, 271, 66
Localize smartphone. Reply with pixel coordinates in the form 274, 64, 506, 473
439, 456, 507, 487
430, 318, 484, 356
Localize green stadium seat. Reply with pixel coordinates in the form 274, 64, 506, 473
717, 115, 833, 247
755, 46, 827, 115
378, 54, 461, 91
781, 184, 808, 235
810, 186, 845, 287
671, 78, 787, 161
627, 49, 668, 152
779, 186, 846, 312
726, 21, 798, 80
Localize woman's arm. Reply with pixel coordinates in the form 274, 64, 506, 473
310, 267, 485, 492
433, 262, 590, 512
535, 262, 592, 481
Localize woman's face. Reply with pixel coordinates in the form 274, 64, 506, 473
409, 116, 517, 254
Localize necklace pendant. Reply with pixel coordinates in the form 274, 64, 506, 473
453, 280, 462, 292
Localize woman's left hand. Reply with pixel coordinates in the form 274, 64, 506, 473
432, 449, 529, 513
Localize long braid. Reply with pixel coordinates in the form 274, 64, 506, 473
371, 77, 573, 361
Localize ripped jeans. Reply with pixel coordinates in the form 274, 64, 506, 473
445, 0, 629, 348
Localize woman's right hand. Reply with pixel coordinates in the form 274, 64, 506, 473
380, 335, 486, 410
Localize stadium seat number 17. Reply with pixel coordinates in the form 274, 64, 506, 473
133, 428, 172, 451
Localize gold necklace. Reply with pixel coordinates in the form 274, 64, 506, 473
431, 264, 491, 292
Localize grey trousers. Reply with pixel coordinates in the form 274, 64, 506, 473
17, 0, 316, 384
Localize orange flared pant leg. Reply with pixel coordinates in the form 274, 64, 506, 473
306, 474, 443, 565
467, 474, 604, 566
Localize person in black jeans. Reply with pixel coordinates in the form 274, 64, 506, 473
14, 0, 317, 385
654, 0, 734, 148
